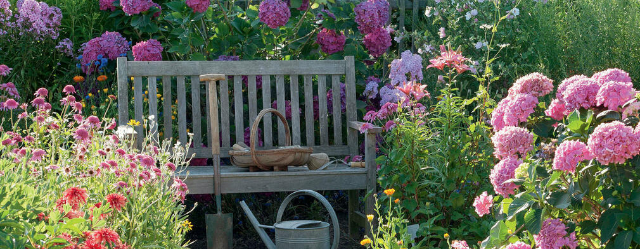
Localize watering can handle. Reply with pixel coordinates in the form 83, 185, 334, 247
276, 190, 340, 249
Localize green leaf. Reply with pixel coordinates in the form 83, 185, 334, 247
633, 230, 640, 244
524, 208, 542, 234
480, 221, 508, 249
190, 53, 206, 61
600, 209, 620, 243
545, 171, 562, 188
507, 194, 534, 220
579, 220, 597, 234
614, 231, 633, 249
547, 191, 571, 209
290, 0, 302, 8
629, 187, 640, 206
596, 110, 621, 123
165, 1, 186, 12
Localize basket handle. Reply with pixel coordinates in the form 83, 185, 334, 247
276, 190, 340, 249
250, 108, 291, 170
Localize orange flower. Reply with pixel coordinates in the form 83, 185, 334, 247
97, 75, 108, 82
384, 188, 395, 196
360, 238, 371, 246
73, 76, 85, 83
394, 198, 400, 204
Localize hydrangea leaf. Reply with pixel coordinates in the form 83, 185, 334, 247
599, 209, 620, 243
579, 220, 597, 235
547, 191, 570, 209
523, 208, 542, 234
614, 231, 633, 249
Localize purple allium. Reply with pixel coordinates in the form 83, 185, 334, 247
491, 126, 533, 159
363, 76, 380, 99
534, 218, 578, 249
556, 75, 588, 102
55, 38, 74, 57
14, 0, 62, 40
0, 64, 11, 76
587, 121, 640, 165
363, 27, 391, 58
354, 0, 389, 34
316, 28, 346, 55
186, 0, 210, 13
553, 140, 592, 173
80, 31, 130, 74
99, 0, 117, 11
389, 50, 423, 86
132, 39, 163, 61
121, 0, 159, 15
596, 81, 635, 111
490, 156, 521, 198
508, 72, 554, 97
592, 68, 632, 85
259, 0, 290, 29
545, 99, 567, 121
562, 78, 600, 111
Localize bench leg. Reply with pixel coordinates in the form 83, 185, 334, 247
348, 190, 360, 239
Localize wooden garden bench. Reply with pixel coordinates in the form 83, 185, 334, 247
116, 56, 378, 241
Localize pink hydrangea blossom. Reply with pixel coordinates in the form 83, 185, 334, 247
186, 0, 210, 13
363, 27, 392, 58
121, 0, 159, 15
556, 75, 588, 102
354, 0, 389, 34
316, 28, 346, 54
504, 242, 532, 249
562, 78, 600, 111
258, 0, 290, 29
508, 72, 554, 97
99, 0, 116, 11
451, 240, 470, 249
0, 64, 11, 76
534, 218, 578, 249
596, 81, 635, 111
389, 50, 423, 86
490, 157, 521, 198
80, 31, 130, 75
132, 39, 163, 61
491, 94, 538, 131
592, 68, 632, 85
545, 99, 568, 121
553, 140, 593, 173
587, 121, 640, 165
622, 101, 640, 119
491, 126, 533, 159
472, 191, 493, 217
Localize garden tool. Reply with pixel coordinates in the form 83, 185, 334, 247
203, 75, 233, 249
240, 190, 340, 249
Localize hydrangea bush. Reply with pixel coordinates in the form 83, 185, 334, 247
478, 68, 640, 248
0, 86, 192, 248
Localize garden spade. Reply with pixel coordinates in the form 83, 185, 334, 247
203, 75, 233, 249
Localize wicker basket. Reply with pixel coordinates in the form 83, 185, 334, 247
229, 108, 313, 171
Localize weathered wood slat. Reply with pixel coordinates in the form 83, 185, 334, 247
205, 85, 212, 148
233, 76, 244, 146
147, 76, 158, 143
117, 57, 129, 126
345, 57, 358, 155
133, 77, 144, 148
364, 132, 377, 236
289, 75, 301, 145
348, 121, 383, 133
126, 60, 347, 76
262, 75, 273, 147
248, 76, 258, 129
303, 75, 315, 146
276, 75, 286, 144
412, 0, 418, 52
189, 145, 351, 158
191, 76, 202, 148
331, 75, 343, 145
177, 76, 188, 146
220, 79, 230, 147
317, 75, 329, 146
162, 76, 173, 141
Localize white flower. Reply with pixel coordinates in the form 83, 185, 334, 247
425, 7, 433, 17
465, 12, 472, 20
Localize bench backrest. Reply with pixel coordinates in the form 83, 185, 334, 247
117, 57, 359, 158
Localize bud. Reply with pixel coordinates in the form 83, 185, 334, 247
515, 162, 529, 179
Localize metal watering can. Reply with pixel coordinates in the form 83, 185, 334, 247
239, 190, 340, 249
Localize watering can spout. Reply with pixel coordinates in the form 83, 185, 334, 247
239, 201, 276, 249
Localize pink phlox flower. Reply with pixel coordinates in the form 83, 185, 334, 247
490, 156, 521, 198
553, 140, 593, 173
491, 126, 533, 159
592, 68, 632, 85
472, 191, 493, 217
508, 72, 554, 97
389, 50, 423, 86
596, 81, 635, 111
587, 121, 640, 165
30, 148, 46, 161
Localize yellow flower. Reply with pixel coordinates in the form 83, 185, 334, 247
73, 75, 85, 83
88, 93, 93, 97
187, 129, 190, 133
159, 132, 163, 137
145, 90, 148, 95
172, 115, 176, 120
161, 97, 164, 101
508, 229, 513, 234
157, 94, 162, 98
103, 88, 109, 93
360, 238, 371, 246
97, 75, 108, 82
394, 198, 400, 204
130, 77, 134, 81
128, 119, 141, 127
367, 215, 374, 221
444, 233, 450, 239
144, 98, 149, 102
182, 220, 193, 231
131, 86, 134, 90
384, 189, 395, 196
82, 102, 86, 108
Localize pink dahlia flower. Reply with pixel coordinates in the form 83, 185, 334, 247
316, 28, 346, 55
491, 126, 533, 159
451, 240, 470, 249
587, 121, 640, 165
508, 72, 554, 97
354, 0, 389, 34
389, 50, 423, 86
472, 191, 493, 217
534, 218, 578, 249
490, 157, 521, 198
186, 0, 209, 13
504, 241, 532, 249
556, 75, 588, 102
592, 68, 632, 85
596, 81, 635, 111
363, 27, 392, 58
132, 39, 163, 61
545, 99, 568, 121
553, 140, 593, 173
258, 0, 290, 29
562, 78, 600, 111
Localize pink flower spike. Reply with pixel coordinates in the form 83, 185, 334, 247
359, 123, 374, 134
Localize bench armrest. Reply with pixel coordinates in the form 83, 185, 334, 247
200, 74, 226, 82
348, 121, 383, 134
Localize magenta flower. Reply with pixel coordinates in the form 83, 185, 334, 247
99, 0, 116, 11
132, 39, 163, 61
359, 123, 374, 134
31, 97, 46, 108
121, 0, 158, 15
596, 81, 635, 111
3, 99, 18, 110
534, 218, 578, 249
508, 72, 554, 97
490, 157, 521, 198
63, 85, 76, 94
186, 0, 210, 13
73, 128, 92, 143
171, 178, 189, 202
139, 155, 155, 168
354, 0, 389, 34
592, 68, 632, 85
562, 78, 600, 111
556, 75, 588, 102
587, 121, 640, 165
623, 101, 640, 119
34, 88, 48, 97
384, 120, 396, 131
0, 64, 11, 76
165, 162, 176, 171
363, 27, 392, 57
472, 191, 493, 217
491, 94, 538, 131
30, 149, 46, 161
81, 31, 130, 74
545, 99, 567, 121
553, 140, 593, 173
316, 28, 346, 55
491, 126, 533, 159
389, 50, 423, 86
504, 242, 532, 249
258, 0, 290, 29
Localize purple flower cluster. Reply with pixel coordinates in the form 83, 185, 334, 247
354, 0, 389, 34
534, 218, 578, 249
55, 38, 73, 57
311, 83, 347, 120
271, 100, 295, 119
259, 0, 290, 29
553, 140, 592, 173
0, 82, 19, 99
244, 127, 263, 147
0, 0, 11, 36
186, 0, 210, 13
363, 76, 380, 99
379, 84, 405, 106
132, 39, 163, 61
99, 0, 116, 11
363, 27, 392, 58
80, 31, 130, 74
389, 50, 423, 86
316, 28, 346, 55
14, 0, 62, 40
121, 0, 160, 16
